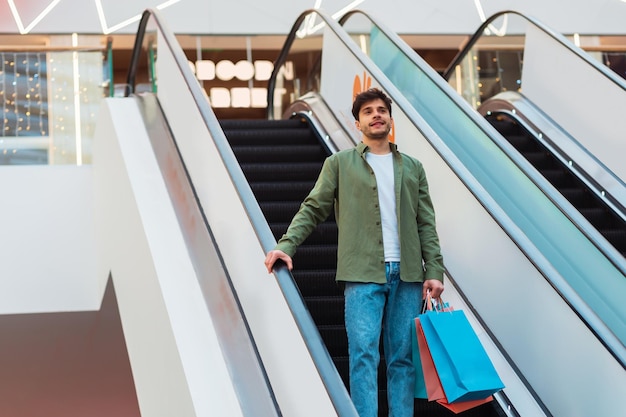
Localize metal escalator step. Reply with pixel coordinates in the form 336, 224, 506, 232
260, 202, 303, 222
219, 118, 306, 131
560, 187, 598, 208
240, 161, 323, 181
231, 144, 327, 163
304, 296, 344, 326
523, 150, 558, 170
329, 356, 349, 387
225, 127, 318, 146
505, 134, 537, 152
292, 269, 341, 297
601, 229, 626, 253
305, 222, 338, 243
487, 117, 520, 136
222, 118, 351, 399
250, 181, 315, 201
293, 244, 337, 270
579, 207, 620, 230
317, 325, 348, 357
542, 168, 578, 188
269, 222, 337, 244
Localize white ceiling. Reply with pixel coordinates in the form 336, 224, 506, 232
0, 0, 625, 36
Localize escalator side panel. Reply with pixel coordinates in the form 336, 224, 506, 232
93, 98, 245, 416
154, 31, 339, 417
522, 26, 626, 185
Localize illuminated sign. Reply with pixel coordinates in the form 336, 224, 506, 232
193, 59, 293, 108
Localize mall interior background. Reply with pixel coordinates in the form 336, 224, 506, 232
0, 1, 625, 416
1, 0, 625, 160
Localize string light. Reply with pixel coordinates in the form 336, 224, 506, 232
0, 52, 48, 160
0, 52, 47, 139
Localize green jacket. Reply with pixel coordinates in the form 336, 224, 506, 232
275, 141, 444, 284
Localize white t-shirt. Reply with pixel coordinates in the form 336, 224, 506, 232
365, 152, 400, 262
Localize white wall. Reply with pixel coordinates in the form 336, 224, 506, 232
0, 165, 100, 314
0, 0, 624, 36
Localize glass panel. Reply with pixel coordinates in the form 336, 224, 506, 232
0, 49, 106, 165
0, 52, 49, 164
446, 14, 526, 109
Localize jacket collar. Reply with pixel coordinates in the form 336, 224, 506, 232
356, 141, 398, 156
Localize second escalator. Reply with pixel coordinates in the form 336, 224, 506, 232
486, 112, 626, 258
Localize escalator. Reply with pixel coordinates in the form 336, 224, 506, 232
116, 7, 624, 417
485, 111, 626, 257
437, 10, 626, 262
219, 117, 505, 417
333, 9, 626, 417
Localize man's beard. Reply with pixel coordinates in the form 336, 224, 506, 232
368, 125, 391, 139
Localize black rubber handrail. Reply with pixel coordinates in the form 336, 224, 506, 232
266, 9, 377, 120
265, 10, 313, 119
442, 9, 626, 91
125, 8, 358, 417
124, 14, 150, 97
105, 37, 114, 97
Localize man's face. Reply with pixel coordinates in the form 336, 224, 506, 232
355, 98, 392, 140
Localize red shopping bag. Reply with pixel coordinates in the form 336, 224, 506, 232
415, 317, 494, 414
437, 396, 494, 414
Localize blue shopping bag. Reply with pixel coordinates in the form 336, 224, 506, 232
419, 308, 505, 403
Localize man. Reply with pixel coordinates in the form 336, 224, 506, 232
264, 88, 445, 417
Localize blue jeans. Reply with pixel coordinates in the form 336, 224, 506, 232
344, 262, 422, 417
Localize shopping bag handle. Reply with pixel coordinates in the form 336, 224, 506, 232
422, 291, 453, 314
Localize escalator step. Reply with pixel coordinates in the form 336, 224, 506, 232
317, 325, 348, 356
504, 134, 536, 152
220, 118, 307, 131
240, 161, 323, 181
579, 207, 621, 230
331, 356, 350, 387
250, 181, 316, 201
487, 118, 520, 136
260, 202, 303, 222
304, 223, 339, 245
601, 229, 626, 253
225, 128, 317, 146
488, 112, 626, 263
293, 244, 338, 269
524, 151, 557, 170
222, 118, 361, 411
542, 168, 578, 188
560, 188, 597, 208
269, 222, 337, 245
232, 144, 328, 163
292, 269, 341, 297
305, 296, 344, 325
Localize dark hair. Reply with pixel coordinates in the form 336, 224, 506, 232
351, 88, 393, 120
